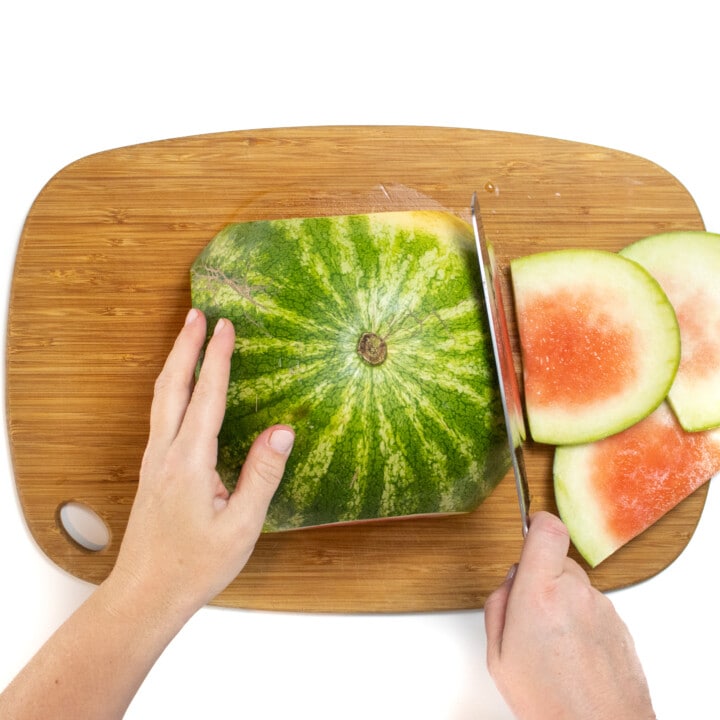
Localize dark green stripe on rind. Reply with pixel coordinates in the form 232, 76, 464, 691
191, 211, 510, 531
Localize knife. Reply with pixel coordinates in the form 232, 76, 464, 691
471, 192, 531, 537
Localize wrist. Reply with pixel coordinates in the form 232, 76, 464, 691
99, 563, 201, 642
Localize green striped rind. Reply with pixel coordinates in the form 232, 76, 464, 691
191, 211, 510, 531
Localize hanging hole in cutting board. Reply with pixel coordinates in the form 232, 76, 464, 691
58, 501, 110, 552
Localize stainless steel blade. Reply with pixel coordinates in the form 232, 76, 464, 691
471, 192, 530, 536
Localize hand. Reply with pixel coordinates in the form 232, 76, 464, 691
110, 308, 294, 617
484, 512, 656, 720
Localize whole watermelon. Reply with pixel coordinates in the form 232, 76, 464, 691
190, 210, 510, 531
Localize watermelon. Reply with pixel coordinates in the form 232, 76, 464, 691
554, 402, 720, 567
510, 249, 680, 445
620, 231, 720, 431
190, 211, 511, 531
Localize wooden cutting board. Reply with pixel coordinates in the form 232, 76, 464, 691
6, 126, 709, 612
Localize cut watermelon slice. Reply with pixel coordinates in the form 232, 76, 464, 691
620, 231, 720, 432
554, 402, 720, 567
511, 249, 680, 445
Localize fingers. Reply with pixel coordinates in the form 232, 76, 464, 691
147, 308, 208, 451
516, 511, 571, 584
227, 425, 294, 532
484, 564, 517, 668
175, 317, 236, 463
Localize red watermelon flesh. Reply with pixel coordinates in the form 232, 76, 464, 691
554, 402, 720, 567
511, 249, 680, 445
620, 231, 720, 432
519, 286, 636, 406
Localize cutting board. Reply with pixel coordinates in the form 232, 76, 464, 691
6, 126, 709, 612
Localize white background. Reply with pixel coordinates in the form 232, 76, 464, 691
2, 2, 718, 717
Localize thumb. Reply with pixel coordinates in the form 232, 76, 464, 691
227, 425, 294, 530
484, 564, 517, 669
515, 511, 571, 587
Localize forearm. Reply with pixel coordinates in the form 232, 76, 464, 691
0, 571, 194, 720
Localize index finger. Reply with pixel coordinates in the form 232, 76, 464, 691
515, 511, 571, 584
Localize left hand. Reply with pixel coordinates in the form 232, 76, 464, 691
110, 308, 294, 616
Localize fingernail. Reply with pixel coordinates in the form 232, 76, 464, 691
269, 428, 295, 454
506, 563, 518, 582
185, 308, 199, 325
213, 318, 226, 335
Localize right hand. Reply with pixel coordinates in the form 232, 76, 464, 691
484, 511, 656, 720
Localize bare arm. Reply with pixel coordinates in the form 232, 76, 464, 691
484, 511, 656, 720
0, 309, 294, 719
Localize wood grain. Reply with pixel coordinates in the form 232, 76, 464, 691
6, 126, 708, 612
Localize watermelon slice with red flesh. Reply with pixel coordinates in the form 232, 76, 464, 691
510, 249, 680, 445
620, 231, 720, 432
554, 402, 720, 567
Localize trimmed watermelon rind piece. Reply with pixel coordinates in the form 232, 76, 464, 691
620, 231, 720, 432
511, 249, 680, 446
554, 402, 720, 567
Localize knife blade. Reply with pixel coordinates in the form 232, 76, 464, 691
471, 192, 530, 537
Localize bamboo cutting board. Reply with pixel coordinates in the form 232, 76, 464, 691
6, 126, 709, 612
